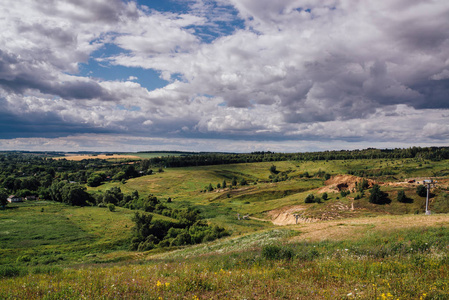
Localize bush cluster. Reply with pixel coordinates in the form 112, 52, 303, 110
130, 210, 230, 251
261, 244, 294, 260
305, 194, 321, 203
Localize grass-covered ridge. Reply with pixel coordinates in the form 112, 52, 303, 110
1, 214, 448, 299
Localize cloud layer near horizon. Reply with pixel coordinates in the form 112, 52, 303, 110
0, 0, 448, 151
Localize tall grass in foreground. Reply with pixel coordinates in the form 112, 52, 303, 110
1, 226, 448, 299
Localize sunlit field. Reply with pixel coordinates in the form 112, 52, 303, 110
1, 156, 449, 299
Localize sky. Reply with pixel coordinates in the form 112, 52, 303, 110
0, 0, 448, 153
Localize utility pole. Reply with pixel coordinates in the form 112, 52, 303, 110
423, 179, 434, 215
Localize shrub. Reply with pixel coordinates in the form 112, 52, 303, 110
397, 190, 413, 203
262, 244, 294, 260
30, 266, 62, 275
369, 184, 391, 204
305, 194, 315, 203
0, 265, 24, 278
108, 203, 115, 212
340, 190, 350, 197
296, 248, 320, 261
416, 185, 427, 197
322, 192, 328, 200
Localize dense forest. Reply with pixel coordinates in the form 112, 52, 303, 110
146, 147, 449, 167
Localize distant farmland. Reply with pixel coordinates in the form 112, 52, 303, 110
53, 154, 141, 161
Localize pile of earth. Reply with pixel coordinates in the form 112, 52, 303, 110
317, 174, 376, 194
266, 175, 377, 225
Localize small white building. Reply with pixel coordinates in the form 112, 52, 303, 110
7, 195, 22, 203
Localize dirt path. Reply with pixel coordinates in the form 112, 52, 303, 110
288, 214, 449, 242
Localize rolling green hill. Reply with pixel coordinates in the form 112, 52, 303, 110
1, 156, 449, 299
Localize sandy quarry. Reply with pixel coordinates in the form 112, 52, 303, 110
317, 174, 376, 194
266, 174, 445, 226
267, 205, 316, 225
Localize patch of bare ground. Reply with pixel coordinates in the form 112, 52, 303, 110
267, 205, 318, 225
263, 174, 446, 226
386, 177, 449, 190
265, 175, 372, 225
289, 214, 449, 242
317, 174, 376, 194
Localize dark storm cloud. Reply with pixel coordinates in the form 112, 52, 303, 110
0, 50, 115, 100
0, 97, 114, 139
1, 0, 449, 151
0, 50, 111, 100
412, 79, 449, 109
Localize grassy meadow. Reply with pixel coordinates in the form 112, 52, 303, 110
2, 157, 449, 299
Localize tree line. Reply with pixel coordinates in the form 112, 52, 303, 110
142, 147, 449, 168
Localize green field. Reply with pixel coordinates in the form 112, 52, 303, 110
1, 157, 449, 299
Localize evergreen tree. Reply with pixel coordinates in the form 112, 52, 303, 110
0, 189, 8, 209
305, 194, 315, 203
416, 185, 427, 197
369, 184, 390, 204
397, 190, 412, 203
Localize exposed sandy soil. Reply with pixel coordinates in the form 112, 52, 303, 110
53, 154, 141, 161
289, 214, 449, 242
386, 177, 449, 189
265, 174, 447, 226
267, 205, 317, 225
317, 174, 376, 194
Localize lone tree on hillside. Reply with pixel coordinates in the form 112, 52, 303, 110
369, 184, 391, 204
397, 190, 413, 203
305, 194, 315, 203
416, 185, 427, 197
